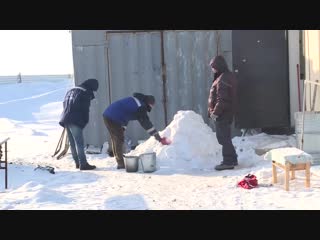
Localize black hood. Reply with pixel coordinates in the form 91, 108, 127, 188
210, 55, 230, 80
133, 92, 155, 112
80, 78, 99, 92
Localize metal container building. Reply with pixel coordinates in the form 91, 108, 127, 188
71, 30, 304, 148
71, 30, 232, 147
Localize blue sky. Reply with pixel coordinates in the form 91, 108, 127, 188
0, 30, 73, 76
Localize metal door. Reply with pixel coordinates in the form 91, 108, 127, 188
232, 30, 290, 129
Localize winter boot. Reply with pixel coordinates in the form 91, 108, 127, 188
80, 163, 96, 170
215, 163, 235, 171
117, 164, 125, 169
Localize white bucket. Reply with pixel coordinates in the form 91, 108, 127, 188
139, 152, 157, 173
124, 155, 139, 172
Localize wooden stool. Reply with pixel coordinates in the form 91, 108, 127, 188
265, 147, 312, 191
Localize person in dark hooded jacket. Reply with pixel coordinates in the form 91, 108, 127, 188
59, 78, 99, 170
208, 55, 238, 171
103, 93, 170, 169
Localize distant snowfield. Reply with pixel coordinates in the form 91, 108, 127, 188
1, 79, 320, 210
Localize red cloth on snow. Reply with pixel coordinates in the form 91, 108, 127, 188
237, 174, 258, 189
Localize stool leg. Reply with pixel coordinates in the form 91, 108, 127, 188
291, 169, 295, 180
305, 162, 311, 188
285, 162, 290, 191
272, 161, 277, 184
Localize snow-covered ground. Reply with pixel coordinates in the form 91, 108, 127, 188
1, 79, 320, 210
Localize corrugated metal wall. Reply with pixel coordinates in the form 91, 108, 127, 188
72, 31, 110, 147
72, 30, 107, 46
164, 31, 216, 122
106, 31, 165, 144
164, 31, 232, 127
72, 30, 232, 147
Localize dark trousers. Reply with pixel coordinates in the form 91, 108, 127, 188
215, 116, 238, 165
103, 117, 125, 166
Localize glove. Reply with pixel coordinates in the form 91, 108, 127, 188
160, 137, 171, 145
210, 112, 218, 121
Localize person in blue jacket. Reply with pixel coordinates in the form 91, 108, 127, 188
59, 78, 99, 170
103, 93, 170, 169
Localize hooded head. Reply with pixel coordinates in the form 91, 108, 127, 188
209, 55, 229, 80
145, 95, 155, 106
133, 93, 155, 112
80, 78, 99, 92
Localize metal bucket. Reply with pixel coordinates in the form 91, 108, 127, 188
124, 155, 139, 172
139, 152, 157, 173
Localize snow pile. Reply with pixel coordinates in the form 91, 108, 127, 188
128, 111, 291, 171
0, 118, 17, 132
129, 110, 222, 171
